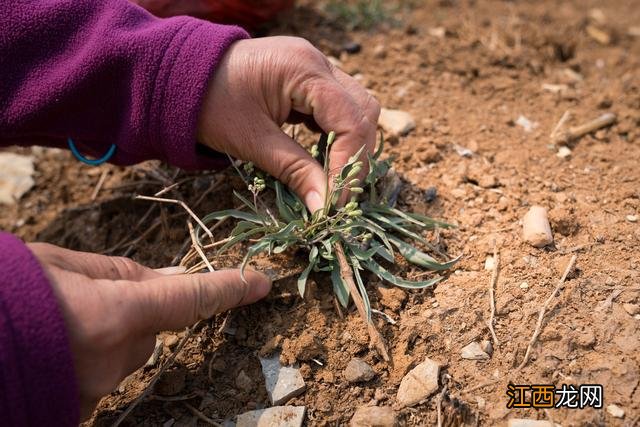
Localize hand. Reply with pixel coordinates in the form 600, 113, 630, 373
197, 36, 381, 212
28, 243, 271, 420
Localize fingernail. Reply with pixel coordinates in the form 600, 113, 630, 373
154, 266, 187, 275
305, 190, 324, 213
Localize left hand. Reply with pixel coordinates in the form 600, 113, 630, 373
29, 242, 271, 420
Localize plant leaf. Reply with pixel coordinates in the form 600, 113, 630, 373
297, 246, 318, 297
217, 226, 267, 254
366, 212, 430, 245
274, 181, 297, 223
201, 209, 263, 225
350, 256, 371, 322
388, 235, 460, 270
364, 259, 442, 289
331, 261, 350, 308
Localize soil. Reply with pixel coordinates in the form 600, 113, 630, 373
2, 0, 639, 426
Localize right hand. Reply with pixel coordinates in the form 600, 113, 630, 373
197, 36, 381, 213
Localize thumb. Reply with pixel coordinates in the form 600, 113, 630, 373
125, 269, 271, 333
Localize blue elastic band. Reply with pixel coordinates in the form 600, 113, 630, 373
67, 138, 116, 166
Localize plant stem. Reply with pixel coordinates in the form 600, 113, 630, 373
334, 242, 390, 361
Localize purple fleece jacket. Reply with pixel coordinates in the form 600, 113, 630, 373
1, 1, 248, 424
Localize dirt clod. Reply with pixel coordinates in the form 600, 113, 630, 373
350, 406, 397, 427
344, 358, 376, 383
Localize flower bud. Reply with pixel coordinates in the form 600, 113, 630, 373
350, 187, 364, 194
347, 209, 363, 217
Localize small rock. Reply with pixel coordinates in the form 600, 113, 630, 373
461, 342, 490, 360
424, 186, 438, 203
428, 27, 446, 38
237, 406, 306, 427
520, 281, 529, 290
236, 370, 253, 392
515, 115, 538, 132
145, 338, 163, 367
522, 206, 554, 248
343, 41, 362, 54
626, 214, 638, 223
350, 406, 397, 427
379, 109, 416, 136
475, 396, 486, 409
377, 286, 406, 311
372, 43, 386, 59
260, 354, 306, 405
574, 329, 596, 348
0, 153, 35, 205
396, 358, 439, 407
453, 144, 474, 157
484, 256, 496, 271
480, 340, 493, 356
557, 146, 572, 159
418, 146, 441, 164
623, 303, 640, 316
164, 334, 179, 349
344, 358, 376, 383
607, 404, 625, 418
507, 420, 553, 427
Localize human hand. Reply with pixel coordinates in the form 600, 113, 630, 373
197, 36, 380, 212
28, 243, 271, 420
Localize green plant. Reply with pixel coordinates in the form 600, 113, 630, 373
195, 132, 458, 358
324, 0, 394, 31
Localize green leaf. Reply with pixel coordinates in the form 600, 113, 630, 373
274, 181, 297, 223
388, 235, 460, 270
297, 246, 318, 297
201, 209, 263, 225
240, 239, 271, 277
373, 131, 385, 159
331, 261, 350, 308
347, 242, 383, 261
217, 227, 267, 254
364, 260, 442, 289
350, 256, 371, 322
375, 245, 395, 263
233, 190, 259, 214
230, 221, 258, 236
404, 212, 456, 229
366, 212, 430, 245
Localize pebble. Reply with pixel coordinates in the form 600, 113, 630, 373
236, 406, 306, 427
607, 404, 625, 418
344, 358, 376, 383
460, 342, 490, 360
0, 153, 35, 205
163, 334, 179, 348
480, 340, 493, 356
507, 420, 553, 427
557, 146, 572, 159
379, 108, 416, 136
515, 115, 538, 132
372, 43, 386, 59
343, 41, 362, 54
622, 303, 640, 316
522, 206, 554, 248
350, 406, 397, 427
424, 186, 438, 202
259, 354, 306, 405
626, 214, 638, 223
484, 256, 495, 271
236, 370, 253, 392
520, 281, 529, 289
396, 358, 440, 407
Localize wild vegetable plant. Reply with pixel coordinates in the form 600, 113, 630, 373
195, 132, 458, 358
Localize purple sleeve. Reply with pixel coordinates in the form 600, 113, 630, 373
0, 233, 79, 425
0, 0, 249, 170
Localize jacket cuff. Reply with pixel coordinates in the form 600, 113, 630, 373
148, 20, 248, 170
0, 233, 79, 426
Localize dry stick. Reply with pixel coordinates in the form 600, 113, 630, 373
154, 182, 180, 197
91, 169, 109, 201
334, 242, 390, 361
487, 245, 500, 348
187, 221, 214, 273
553, 112, 616, 144
183, 402, 222, 427
113, 324, 197, 426
436, 383, 448, 427
135, 195, 214, 242
516, 254, 577, 371
549, 110, 571, 141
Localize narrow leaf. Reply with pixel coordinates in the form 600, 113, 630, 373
297, 246, 318, 297
364, 260, 442, 289
331, 261, 350, 308
389, 235, 460, 271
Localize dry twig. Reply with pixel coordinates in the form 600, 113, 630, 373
183, 402, 222, 426
487, 245, 500, 348
436, 383, 448, 427
90, 169, 109, 201
516, 254, 577, 371
335, 242, 390, 361
187, 221, 214, 273
135, 195, 213, 242
553, 112, 616, 144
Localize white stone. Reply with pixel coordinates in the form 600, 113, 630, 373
461, 342, 490, 360
259, 354, 306, 405
557, 146, 572, 159
522, 206, 554, 248
0, 153, 35, 204
515, 115, 538, 132
507, 419, 553, 427
237, 406, 306, 427
396, 358, 439, 407
607, 404, 625, 418
626, 214, 638, 223
379, 108, 415, 136
484, 256, 495, 271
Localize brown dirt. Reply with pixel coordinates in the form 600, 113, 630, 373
2, 0, 639, 426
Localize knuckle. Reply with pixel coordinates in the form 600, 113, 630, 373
110, 256, 142, 278
277, 157, 315, 192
